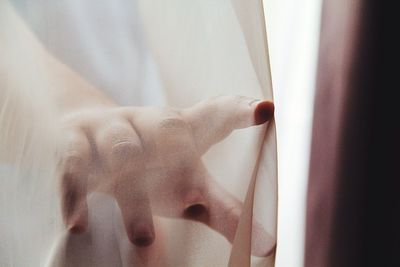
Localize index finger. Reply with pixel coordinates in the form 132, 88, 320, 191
182, 96, 274, 154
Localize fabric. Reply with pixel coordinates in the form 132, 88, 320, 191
0, 1, 277, 266
305, 0, 361, 265
305, 0, 398, 266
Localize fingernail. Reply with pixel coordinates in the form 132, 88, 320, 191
254, 101, 275, 125
132, 223, 155, 247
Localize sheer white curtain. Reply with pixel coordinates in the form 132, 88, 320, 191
1, 0, 277, 266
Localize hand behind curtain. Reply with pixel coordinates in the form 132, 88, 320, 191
59, 96, 275, 257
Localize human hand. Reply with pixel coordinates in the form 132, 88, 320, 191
58, 95, 275, 256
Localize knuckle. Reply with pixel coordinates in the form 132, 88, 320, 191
101, 123, 135, 144
98, 122, 144, 169
61, 152, 88, 175
111, 140, 143, 160
158, 117, 189, 131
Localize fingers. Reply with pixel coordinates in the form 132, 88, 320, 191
95, 120, 143, 174
183, 96, 274, 153
60, 129, 91, 233
95, 119, 155, 247
205, 179, 242, 243
206, 179, 275, 257
182, 180, 240, 243
182, 165, 275, 257
115, 191, 155, 247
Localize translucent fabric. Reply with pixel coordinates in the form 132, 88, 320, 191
0, 0, 277, 266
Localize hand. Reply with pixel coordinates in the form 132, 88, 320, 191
58, 95, 275, 256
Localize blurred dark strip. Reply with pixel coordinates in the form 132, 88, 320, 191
305, 0, 398, 266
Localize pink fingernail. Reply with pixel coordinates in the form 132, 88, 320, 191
254, 101, 275, 125
132, 223, 155, 247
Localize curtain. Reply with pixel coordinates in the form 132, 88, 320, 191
0, 1, 277, 266
305, 0, 398, 266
